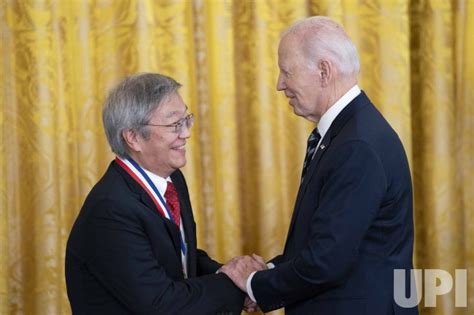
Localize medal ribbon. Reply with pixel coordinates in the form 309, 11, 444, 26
115, 157, 187, 258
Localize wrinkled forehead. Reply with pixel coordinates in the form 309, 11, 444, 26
279, 32, 304, 55
278, 34, 305, 64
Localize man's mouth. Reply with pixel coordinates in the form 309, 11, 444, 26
287, 97, 296, 106
172, 144, 186, 150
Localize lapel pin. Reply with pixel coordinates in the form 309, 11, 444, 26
320, 144, 326, 150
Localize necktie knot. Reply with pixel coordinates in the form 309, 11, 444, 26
165, 181, 181, 227
302, 128, 321, 179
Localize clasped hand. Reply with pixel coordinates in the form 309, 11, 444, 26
220, 254, 266, 312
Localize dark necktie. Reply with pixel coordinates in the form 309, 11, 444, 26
301, 128, 321, 179
165, 181, 181, 227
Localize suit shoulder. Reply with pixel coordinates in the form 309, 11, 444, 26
79, 165, 145, 219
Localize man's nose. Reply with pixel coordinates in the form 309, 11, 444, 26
179, 125, 191, 139
276, 74, 286, 91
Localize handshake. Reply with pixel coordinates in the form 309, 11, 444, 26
219, 254, 268, 313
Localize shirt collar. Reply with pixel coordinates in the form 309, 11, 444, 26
142, 168, 171, 197
317, 84, 361, 139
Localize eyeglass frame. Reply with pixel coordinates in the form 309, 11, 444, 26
143, 113, 194, 134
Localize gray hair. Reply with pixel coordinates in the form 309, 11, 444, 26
102, 73, 182, 158
283, 16, 360, 76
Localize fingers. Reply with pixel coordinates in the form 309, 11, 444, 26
227, 255, 264, 271
219, 255, 266, 292
243, 295, 259, 313
246, 255, 265, 271
251, 253, 266, 268
219, 256, 250, 291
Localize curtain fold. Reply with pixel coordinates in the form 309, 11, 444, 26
1, 1, 472, 314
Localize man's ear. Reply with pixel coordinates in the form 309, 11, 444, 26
319, 59, 332, 86
122, 129, 142, 153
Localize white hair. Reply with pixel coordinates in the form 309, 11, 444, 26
283, 16, 360, 77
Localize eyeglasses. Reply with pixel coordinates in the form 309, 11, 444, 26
144, 113, 194, 134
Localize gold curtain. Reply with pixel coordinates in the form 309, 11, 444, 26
0, 0, 472, 314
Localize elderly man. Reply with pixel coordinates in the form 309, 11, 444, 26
65, 73, 260, 314
221, 16, 418, 315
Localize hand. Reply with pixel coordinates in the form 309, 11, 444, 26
220, 254, 267, 292
251, 253, 266, 267
243, 295, 259, 313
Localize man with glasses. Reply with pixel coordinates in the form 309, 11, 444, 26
65, 73, 261, 314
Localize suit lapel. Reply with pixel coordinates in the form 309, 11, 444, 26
112, 161, 183, 259
294, 134, 331, 211
285, 92, 371, 247
285, 135, 332, 245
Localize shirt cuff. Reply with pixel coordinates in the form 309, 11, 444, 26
246, 262, 276, 302
246, 271, 258, 302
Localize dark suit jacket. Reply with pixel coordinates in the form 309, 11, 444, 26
66, 162, 244, 314
252, 92, 418, 315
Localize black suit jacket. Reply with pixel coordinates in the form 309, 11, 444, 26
252, 92, 418, 315
66, 162, 244, 314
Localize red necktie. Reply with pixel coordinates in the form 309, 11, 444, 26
165, 181, 181, 227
